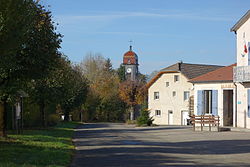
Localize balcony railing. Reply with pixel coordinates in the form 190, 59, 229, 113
233, 66, 250, 82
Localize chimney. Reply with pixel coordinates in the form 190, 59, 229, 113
178, 61, 183, 71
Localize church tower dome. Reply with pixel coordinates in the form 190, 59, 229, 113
123, 46, 138, 65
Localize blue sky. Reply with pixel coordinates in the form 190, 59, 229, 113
41, 0, 250, 74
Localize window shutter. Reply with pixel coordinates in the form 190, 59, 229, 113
248, 89, 250, 118
212, 90, 218, 116
197, 90, 203, 115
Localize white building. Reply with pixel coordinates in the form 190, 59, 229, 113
190, 64, 236, 127
147, 62, 222, 125
231, 10, 250, 128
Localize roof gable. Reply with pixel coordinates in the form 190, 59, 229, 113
231, 10, 250, 32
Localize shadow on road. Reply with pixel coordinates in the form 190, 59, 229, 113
71, 123, 250, 167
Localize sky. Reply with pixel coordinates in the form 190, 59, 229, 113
40, 0, 250, 74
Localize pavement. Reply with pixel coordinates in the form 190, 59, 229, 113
70, 123, 250, 167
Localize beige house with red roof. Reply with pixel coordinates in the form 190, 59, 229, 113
190, 64, 236, 127
147, 62, 222, 125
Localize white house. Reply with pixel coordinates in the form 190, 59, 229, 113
231, 10, 250, 128
147, 62, 222, 125
190, 64, 236, 127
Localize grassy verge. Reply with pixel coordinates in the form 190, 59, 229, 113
0, 121, 80, 167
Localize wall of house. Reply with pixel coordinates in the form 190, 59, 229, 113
148, 72, 193, 125
235, 16, 250, 128
193, 83, 235, 127
236, 83, 250, 128
236, 18, 250, 66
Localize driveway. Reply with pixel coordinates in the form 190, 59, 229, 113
71, 123, 250, 167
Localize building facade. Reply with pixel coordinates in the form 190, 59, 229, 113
231, 10, 250, 128
190, 64, 236, 127
147, 62, 222, 125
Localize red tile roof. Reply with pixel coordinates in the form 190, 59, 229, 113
123, 50, 138, 65
189, 64, 236, 83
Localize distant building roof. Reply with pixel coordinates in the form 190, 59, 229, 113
231, 10, 250, 32
189, 64, 236, 83
147, 62, 224, 88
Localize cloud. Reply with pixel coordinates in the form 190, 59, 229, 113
55, 11, 233, 25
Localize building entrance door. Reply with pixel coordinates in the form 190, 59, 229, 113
223, 90, 233, 126
168, 111, 173, 125
181, 111, 190, 125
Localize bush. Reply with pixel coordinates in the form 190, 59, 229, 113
47, 114, 61, 126
136, 109, 153, 126
126, 119, 137, 124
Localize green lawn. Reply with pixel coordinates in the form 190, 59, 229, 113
0, 122, 80, 167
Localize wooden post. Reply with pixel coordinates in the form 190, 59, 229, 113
209, 115, 211, 131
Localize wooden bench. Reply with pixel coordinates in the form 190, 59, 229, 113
191, 115, 220, 132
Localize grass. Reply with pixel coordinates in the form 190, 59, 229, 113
0, 121, 80, 167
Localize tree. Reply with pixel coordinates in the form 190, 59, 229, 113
59, 62, 88, 121
29, 56, 67, 127
80, 53, 126, 122
117, 64, 126, 82
137, 109, 153, 126
119, 80, 146, 120
0, 1, 62, 136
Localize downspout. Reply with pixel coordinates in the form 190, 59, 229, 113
234, 83, 237, 127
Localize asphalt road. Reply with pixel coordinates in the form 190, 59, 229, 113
71, 123, 250, 167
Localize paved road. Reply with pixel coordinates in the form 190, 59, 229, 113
71, 123, 250, 167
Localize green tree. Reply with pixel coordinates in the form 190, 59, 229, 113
117, 64, 126, 82
29, 56, 67, 127
59, 62, 88, 121
0, 1, 62, 136
137, 102, 153, 126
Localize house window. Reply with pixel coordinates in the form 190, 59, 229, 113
155, 110, 161, 116
173, 91, 176, 97
154, 92, 159, 100
166, 82, 169, 87
204, 90, 212, 114
174, 75, 179, 82
184, 91, 190, 101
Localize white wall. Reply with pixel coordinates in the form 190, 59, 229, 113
235, 83, 250, 128
148, 72, 193, 125
236, 17, 250, 66
235, 15, 250, 128
194, 83, 235, 127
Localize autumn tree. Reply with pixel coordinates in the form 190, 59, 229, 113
80, 53, 126, 121
119, 80, 146, 120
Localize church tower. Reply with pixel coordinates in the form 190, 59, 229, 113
123, 45, 139, 81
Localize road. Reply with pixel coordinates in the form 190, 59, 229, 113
71, 123, 250, 167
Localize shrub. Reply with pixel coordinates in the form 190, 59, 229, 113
126, 120, 137, 124
136, 109, 153, 126
47, 114, 61, 126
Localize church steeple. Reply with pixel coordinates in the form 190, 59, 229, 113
123, 44, 139, 81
